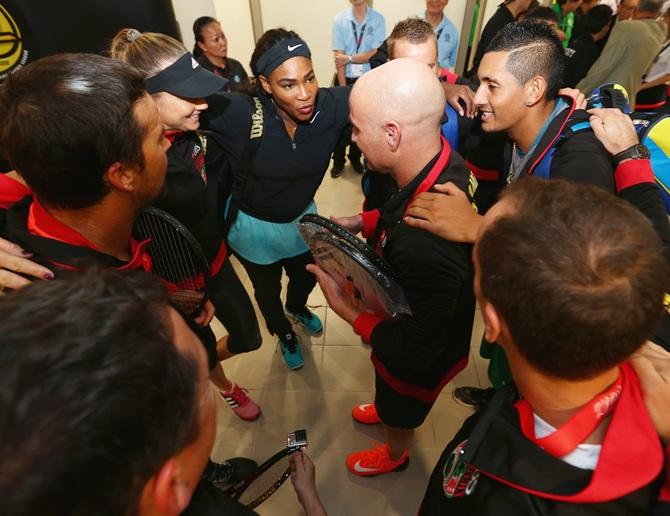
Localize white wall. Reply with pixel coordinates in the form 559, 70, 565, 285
172, 0, 216, 52
214, 0, 255, 73
260, 0, 345, 85
171, 0, 254, 73
481, 0, 502, 29
173, 0, 471, 83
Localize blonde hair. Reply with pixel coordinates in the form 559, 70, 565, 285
109, 28, 187, 78
387, 17, 436, 59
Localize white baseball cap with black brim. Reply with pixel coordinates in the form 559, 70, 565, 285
145, 53, 228, 98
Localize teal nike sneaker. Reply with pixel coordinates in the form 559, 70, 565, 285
285, 307, 323, 335
279, 331, 304, 370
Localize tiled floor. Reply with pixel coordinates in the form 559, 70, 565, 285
210, 165, 489, 515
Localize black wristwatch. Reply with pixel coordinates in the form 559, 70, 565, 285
612, 144, 650, 165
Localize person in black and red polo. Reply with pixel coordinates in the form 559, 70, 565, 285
309, 58, 476, 476
0, 54, 169, 280
420, 178, 670, 515
0, 52, 257, 490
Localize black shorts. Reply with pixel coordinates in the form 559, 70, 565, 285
173, 301, 218, 369
189, 319, 218, 371
374, 370, 435, 429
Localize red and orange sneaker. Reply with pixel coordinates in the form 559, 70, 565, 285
346, 443, 409, 476
351, 403, 381, 424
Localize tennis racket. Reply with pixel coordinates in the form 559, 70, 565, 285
133, 207, 210, 317
300, 214, 396, 278
225, 429, 307, 510
298, 214, 412, 319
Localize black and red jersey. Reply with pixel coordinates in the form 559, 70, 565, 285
0, 174, 220, 368
354, 140, 476, 404
2, 191, 151, 274
157, 130, 228, 276
0, 130, 230, 278
419, 362, 668, 515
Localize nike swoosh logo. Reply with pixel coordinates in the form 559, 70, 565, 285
288, 44, 303, 51
353, 460, 379, 473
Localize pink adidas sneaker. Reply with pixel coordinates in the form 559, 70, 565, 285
219, 384, 261, 421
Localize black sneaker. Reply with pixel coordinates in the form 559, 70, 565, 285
452, 387, 496, 409
202, 457, 258, 488
330, 164, 344, 178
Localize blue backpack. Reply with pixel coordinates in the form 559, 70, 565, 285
534, 84, 670, 212
440, 104, 460, 151
632, 113, 670, 212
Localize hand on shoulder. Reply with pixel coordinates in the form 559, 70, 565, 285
405, 182, 481, 243
631, 341, 670, 443
0, 236, 54, 290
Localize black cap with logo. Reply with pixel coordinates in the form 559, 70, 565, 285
145, 52, 228, 98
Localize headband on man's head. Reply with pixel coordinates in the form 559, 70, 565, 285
255, 37, 311, 77
145, 52, 228, 98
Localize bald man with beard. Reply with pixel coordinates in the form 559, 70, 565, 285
309, 58, 477, 477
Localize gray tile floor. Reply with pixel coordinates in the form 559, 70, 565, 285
210, 165, 489, 515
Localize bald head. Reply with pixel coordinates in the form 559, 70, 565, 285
351, 58, 445, 134
349, 58, 446, 181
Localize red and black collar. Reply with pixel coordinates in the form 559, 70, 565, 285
0, 173, 31, 209
379, 136, 452, 227
467, 362, 663, 503
7, 196, 152, 272
164, 129, 187, 143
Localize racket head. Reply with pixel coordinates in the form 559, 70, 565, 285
300, 214, 396, 278
297, 216, 412, 319
133, 207, 211, 316
226, 449, 294, 510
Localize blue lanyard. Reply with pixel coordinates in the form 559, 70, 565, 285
351, 21, 367, 53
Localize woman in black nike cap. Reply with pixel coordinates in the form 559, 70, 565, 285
113, 28, 351, 372
201, 29, 351, 371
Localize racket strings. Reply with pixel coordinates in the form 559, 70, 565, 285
135, 213, 208, 315
237, 456, 292, 509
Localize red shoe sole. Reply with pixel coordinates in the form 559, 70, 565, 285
351, 406, 381, 425
235, 409, 262, 422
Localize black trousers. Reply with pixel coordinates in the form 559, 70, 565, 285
236, 251, 316, 336
208, 258, 262, 354
332, 77, 361, 168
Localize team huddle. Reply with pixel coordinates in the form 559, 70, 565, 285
0, 1, 670, 515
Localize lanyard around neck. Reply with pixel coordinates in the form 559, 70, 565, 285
515, 371, 623, 458
351, 20, 367, 53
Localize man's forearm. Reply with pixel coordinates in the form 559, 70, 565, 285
336, 65, 346, 87
640, 74, 670, 91
352, 48, 377, 64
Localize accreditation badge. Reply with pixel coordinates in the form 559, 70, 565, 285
349, 63, 364, 78
442, 440, 480, 498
